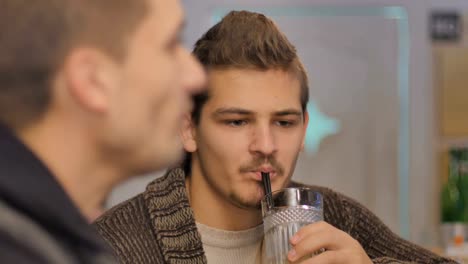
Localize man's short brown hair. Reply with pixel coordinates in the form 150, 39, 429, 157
183, 10, 309, 174
0, 0, 148, 130
191, 10, 309, 124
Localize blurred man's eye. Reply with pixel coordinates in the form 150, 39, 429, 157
166, 41, 178, 52
166, 35, 182, 52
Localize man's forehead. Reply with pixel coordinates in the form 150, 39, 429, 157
206, 81, 301, 105
205, 90, 302, 115
150, 0, 184, 31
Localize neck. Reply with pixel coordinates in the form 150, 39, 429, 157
185, 165, 263, 231
17, 118, 123, 222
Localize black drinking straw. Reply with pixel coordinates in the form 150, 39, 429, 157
261, 172, 272, 207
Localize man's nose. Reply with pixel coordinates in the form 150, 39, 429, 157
248, 124, 277, 156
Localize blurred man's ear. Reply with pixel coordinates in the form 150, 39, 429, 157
62, 48, 118, 114
180, 114, 197, 153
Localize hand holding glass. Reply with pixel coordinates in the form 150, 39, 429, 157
262, 188, 323, 264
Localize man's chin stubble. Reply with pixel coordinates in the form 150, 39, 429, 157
229, 193, 262, 211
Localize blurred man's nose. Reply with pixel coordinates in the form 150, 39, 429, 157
180, 47, 206, 94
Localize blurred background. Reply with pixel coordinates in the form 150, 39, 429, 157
106, 0, 468, 259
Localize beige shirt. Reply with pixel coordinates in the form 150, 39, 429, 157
196, 222, 264, 264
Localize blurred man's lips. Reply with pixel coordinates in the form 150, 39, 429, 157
187, 99, 194, 113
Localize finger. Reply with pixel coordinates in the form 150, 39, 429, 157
289, 227, 351, 262
290, 221, 330, 245
297, 250, 344, 264
288, 232, 336, 262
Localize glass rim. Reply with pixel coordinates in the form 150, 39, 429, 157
261, 187, 323, 212
265, 186, 314, 195
261, 187, 322, 200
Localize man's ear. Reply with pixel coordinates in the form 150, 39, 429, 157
300, 111, 309, 151
62, 48, 118, 113
180, 114, 197, 153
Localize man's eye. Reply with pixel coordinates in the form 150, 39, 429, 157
276, 120, 295, 127
225, 120, 248, 127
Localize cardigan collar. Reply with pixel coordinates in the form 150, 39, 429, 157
143, 168, 207, 264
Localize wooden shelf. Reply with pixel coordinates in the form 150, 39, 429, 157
436, 48, 468, 137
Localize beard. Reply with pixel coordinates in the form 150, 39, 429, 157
228, 181, 264, 210
195, 152, 294, 211
230, 155, 290, 211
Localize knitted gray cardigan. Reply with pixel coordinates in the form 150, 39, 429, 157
94, 168, 455, 264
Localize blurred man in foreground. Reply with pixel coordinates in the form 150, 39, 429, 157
0, 0, 205, 263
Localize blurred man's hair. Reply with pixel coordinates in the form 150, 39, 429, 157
183, 10, 309, 174
0, 0, 148, 130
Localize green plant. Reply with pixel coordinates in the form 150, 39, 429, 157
441, 148, 468, 222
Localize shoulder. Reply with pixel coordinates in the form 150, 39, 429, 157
93, 192, 166, 263
0, 235, 50, 264
93, 170, 192, 263
94, 193, 147, 236
0, 199, 75, 263
94, 169, 183, 229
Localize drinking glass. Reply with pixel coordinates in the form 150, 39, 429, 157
262, 188, 323, 264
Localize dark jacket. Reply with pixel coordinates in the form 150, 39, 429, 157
0, 124, 114, 264
94, 168, 455, 264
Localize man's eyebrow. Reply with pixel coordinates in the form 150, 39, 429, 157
273, 109, 303, 116
212, 107, 253, 117
211, 108, 303, 118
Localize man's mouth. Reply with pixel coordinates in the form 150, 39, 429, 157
250, 169, 277, 181
239, 159, 285, 182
